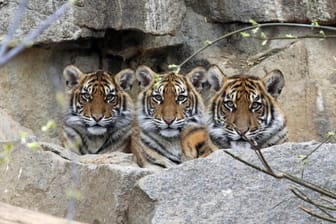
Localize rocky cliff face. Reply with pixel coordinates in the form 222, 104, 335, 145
1, 0, 336, 143
0, 0, 335, 223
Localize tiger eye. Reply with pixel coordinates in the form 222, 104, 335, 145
251, 102, 262, 110
106, 94, 115, 101
153, 94, 163, 102
177, 95, 187, 102
81, 92, 90, 101
224, 100, 234, 109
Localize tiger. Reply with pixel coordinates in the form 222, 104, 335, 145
207, 65, 288, 149
132, 65, 216, 170
62, 65, 135, 154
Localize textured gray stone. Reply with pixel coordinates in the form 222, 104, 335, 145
133, 142, 336, 224
187, 0, 336, 24
0, 144, 151, 224
0, 0, 186, 44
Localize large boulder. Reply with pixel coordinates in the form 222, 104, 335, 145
130, 142, 336, 224
0, 143, 151, 224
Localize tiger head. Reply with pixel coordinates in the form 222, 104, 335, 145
207, 66, 288, 149
135, 65, 207, 138
63, 65, 135, 136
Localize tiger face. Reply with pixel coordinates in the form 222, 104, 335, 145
136, 65, 207, 138
63, 65, 134, 154
133, 65, 208, 168
207, 66, 288, 149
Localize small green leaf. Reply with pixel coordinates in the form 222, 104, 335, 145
153, 73, 162, 88
311, 19, 319, 27
261, 40, 268, 46
20, 131, 28, 144
326, 131, 335, 137
252, 27, 259, 34
41, 120, 56, 132
260, 32, 267, 40
249, 19, 258, 26
66, 190, 82, 200
285, 34, 296, 39
3, 144, 13, 152
168, 64, 180, 74
297, 154, 306, 159
204, 40, 213, 46
27, 142, 40, 151
240, 32, 250, 38
319, 30, 326, 37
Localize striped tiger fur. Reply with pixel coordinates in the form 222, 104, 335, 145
207, 65, 288, 149
62, 65, 135, 154
132, 65, 214, 169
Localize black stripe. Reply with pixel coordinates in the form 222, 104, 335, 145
140, 133, 181, 164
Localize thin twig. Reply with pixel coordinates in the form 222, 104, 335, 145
298, 206, 336, 223
302, 134, 334, 161
0, 0, 27, 57
175, 22, 336, 72
222, 149, 336, 199
0, 1, 72, 67
290, 187, 335, 217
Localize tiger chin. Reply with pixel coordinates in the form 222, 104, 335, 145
132, 65, 216, 170
207, 65, 288, 150
62, 65, 135, 155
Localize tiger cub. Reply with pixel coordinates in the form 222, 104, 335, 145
207, 65, 288, 149
63, 65, 135, 154
132, 65, 215, 169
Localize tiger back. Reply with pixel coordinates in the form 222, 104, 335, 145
132, 65, 214, 170
62, 65, 135, 154
207, 66, 288, 149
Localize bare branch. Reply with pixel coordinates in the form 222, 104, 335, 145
0, 1, 72, 68
299, 206, 336, 223
175, 22, 336, 72
290, 187, 335, 217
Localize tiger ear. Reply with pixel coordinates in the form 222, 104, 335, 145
263, 69, 285, 98
207, 65, 226, 91
63, 65, 83, 89
115, 69, 135, 90
186, 66, 207, 90
135, 65, 154, 88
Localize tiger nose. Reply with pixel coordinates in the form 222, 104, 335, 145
236, 127, 249, 136
92, 113, 103, 122
163, 117, 175, 125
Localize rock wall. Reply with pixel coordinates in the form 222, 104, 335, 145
1, 0, 336, 143
0, 0, 336, 223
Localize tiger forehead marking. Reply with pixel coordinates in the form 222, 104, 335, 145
73, 71, 121, 120
207, 66, 288, 149
220, 77, 270, 133
151, 74, 190, 123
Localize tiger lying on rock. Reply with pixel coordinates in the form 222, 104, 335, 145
206, 65, 288, 149
131, 65, 216, 170
62, 65, 135, 154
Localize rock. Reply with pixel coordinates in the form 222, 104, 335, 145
131, 142, 336, 224
187, 0, 336, 24
0, 142, 334, 223
0, 0, 186, 44
0, 109, 33, 142
0, 143, 151, 224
